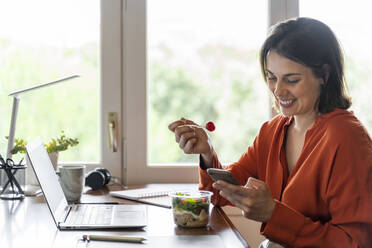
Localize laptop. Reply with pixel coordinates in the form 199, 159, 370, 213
25, 138, 147, 230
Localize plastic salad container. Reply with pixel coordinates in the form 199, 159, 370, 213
169, 190, 213, 228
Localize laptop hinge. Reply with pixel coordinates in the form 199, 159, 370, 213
58, 205, 72, 226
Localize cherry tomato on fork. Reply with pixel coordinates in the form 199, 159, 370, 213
205, 121, 216, 132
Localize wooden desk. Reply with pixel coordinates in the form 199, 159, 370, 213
0, 184, 249, 248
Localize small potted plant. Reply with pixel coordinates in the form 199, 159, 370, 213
7, 131, 79, 170
44, 131, 79, 169
9, 137, 28, 156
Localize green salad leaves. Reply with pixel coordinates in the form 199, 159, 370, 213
172, 193, 209, 215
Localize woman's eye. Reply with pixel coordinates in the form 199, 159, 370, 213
287, 79, 300, 84
267, 77, 276, 82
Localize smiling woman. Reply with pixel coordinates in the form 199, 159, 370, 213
168, 17, 372, 248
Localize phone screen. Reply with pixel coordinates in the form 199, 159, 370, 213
207, 168, 240, 185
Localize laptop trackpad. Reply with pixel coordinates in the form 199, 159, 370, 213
112, 205, 147, 226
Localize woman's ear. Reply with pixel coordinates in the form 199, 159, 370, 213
322, 64, 330, 83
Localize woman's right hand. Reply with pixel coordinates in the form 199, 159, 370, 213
168, 118, 213, 160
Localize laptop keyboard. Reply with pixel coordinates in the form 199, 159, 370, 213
68, 204, 113, 225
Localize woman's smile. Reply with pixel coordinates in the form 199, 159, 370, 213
277, 98, 297, 108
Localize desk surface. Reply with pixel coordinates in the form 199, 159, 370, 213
0, 184, 249, 248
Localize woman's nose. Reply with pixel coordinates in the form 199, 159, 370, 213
273, 79, 285, 96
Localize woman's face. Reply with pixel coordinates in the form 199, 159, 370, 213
265, 50, 323, 118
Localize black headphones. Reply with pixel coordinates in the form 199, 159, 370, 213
85, 167, 111, 190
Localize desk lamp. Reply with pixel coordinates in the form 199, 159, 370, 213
4, 75, 80, 195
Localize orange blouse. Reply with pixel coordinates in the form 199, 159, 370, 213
199, 109, 372, 247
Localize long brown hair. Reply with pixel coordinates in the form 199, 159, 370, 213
260, 17, 351, 113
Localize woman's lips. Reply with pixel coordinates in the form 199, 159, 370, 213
278, 98, 296, 108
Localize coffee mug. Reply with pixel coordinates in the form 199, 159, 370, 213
57, 165, 86, 203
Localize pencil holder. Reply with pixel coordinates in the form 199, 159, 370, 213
0, 156, 26, 200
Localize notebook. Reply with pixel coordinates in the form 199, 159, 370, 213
25, 138, 147, 230
110, 188, 172, 209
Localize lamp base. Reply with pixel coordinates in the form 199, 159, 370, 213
0, 193, 25, 200
24, 185, 42, 196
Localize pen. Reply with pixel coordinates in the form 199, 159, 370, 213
79, 202, 119, 205
82, 234, 146, 243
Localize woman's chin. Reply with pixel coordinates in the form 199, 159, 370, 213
279, 108, 294, 117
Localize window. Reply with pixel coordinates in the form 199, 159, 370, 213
300, 0, 372, 132
0, 1, 122, 180
147, 0, 269, 165
123, 0, 291, 183
0, 0, 100, 162
2, 0, 304, 184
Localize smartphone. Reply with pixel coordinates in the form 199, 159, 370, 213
207, 168, 241, 185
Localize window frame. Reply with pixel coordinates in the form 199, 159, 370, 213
54, 1, 124, 181
100, 0, 123, 180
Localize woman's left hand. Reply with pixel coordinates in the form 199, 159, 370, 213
213, 177, 276, 222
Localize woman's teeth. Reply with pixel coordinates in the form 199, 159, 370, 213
279, 99, 295, 106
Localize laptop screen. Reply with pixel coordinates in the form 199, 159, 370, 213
26, 138, 68, 224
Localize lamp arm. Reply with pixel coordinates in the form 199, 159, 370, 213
2, 75, 79, 195
6, 96, 20, 159
6, 74, 80, 159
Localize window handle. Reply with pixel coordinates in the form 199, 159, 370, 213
108, 112, 118, 152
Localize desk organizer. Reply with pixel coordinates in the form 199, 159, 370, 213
0, 155, 26, 200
